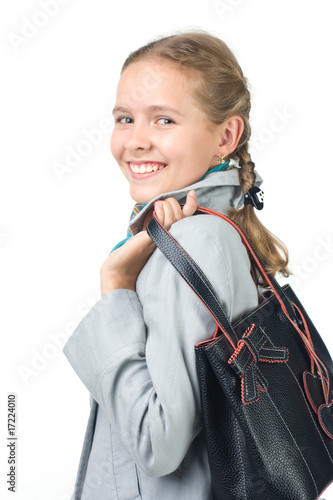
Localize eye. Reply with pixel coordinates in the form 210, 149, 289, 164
156, 117, 174, 125
116, 117, 133, 124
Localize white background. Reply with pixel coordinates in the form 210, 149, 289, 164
1, 0, 333, 498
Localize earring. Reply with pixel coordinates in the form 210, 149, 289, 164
219, 154, 226, 164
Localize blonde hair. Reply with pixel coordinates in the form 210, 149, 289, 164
122, 31, 289, 285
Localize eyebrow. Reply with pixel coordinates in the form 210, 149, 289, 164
112, 105, 184, 117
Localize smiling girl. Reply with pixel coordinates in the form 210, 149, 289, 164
63, 31, 289, 500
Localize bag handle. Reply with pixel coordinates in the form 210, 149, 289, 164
147, 209, 239, 349
147, 205, 296, 322
147, 205, 302, 343
147, 206, 331, 403
194, 207, 296, 320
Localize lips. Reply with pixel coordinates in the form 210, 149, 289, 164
128, 161, 167, 174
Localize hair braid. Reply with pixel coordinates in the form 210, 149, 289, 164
228, 145, 289, 286
236, 143, 256, 193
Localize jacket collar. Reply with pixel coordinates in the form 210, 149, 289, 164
128, 167, 263, 235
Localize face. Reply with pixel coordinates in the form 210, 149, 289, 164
110, 59, 223, 203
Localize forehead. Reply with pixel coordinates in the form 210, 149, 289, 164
115, 59, 198, 108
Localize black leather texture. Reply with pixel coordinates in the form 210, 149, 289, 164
147, 209, 333, 500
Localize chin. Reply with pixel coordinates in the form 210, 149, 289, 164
129, 188, 157, 204
130, 193, 150, 204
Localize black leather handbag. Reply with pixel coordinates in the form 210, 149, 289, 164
147, 206, 333, 500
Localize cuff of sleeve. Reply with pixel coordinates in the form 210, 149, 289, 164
63, 289, 146, 392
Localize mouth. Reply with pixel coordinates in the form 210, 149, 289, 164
128, 161, 167, 174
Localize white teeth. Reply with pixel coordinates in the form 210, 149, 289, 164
129, 162, 166, 174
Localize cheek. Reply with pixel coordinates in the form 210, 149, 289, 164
190, 132, 217, 161
161, 134, 190, 161
181, 128, 206, 151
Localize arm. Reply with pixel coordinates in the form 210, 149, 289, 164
63, 209, 259, 477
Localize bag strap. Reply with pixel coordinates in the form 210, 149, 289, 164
147, 209, 239, 349
147, 206, 331, 404
194, 206, 296, 320
147, 206, 296, 324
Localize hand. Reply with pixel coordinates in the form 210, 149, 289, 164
150, 190, 197, 231
100, 190, 197, 295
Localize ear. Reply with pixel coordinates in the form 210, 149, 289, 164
218, 115, 244, 157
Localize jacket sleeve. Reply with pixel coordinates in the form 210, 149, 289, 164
63, 214, 259, 477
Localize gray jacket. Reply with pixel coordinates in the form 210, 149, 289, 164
63, 168, 262, 499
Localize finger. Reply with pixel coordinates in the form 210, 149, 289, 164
182, 190, 197, 217
155, 198, 181, 230
163, 197, 184, 221
159, 200, 177, 230
154, 201, 165, 226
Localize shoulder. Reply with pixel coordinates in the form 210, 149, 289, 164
145, 212, 258, 322
169, 213, 245, 259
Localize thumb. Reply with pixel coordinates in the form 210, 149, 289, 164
182, 190, 197, 217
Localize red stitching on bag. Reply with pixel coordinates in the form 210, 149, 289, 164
228, 342, 244, 364
228, 324, 256, 365
258, 385, 267, 393
243, 323, 256, 338
241, 369, 268, 405
236, 348, 270, 405
256, 338, 289, 363
241, 374, 260, 405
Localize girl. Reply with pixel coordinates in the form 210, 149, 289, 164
63, 31, 289, 499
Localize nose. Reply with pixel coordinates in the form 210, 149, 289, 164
125, 121, 152, 152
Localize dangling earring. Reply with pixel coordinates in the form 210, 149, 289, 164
219, 154, 225, 164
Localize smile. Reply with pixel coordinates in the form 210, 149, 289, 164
128, 162, 167, 174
